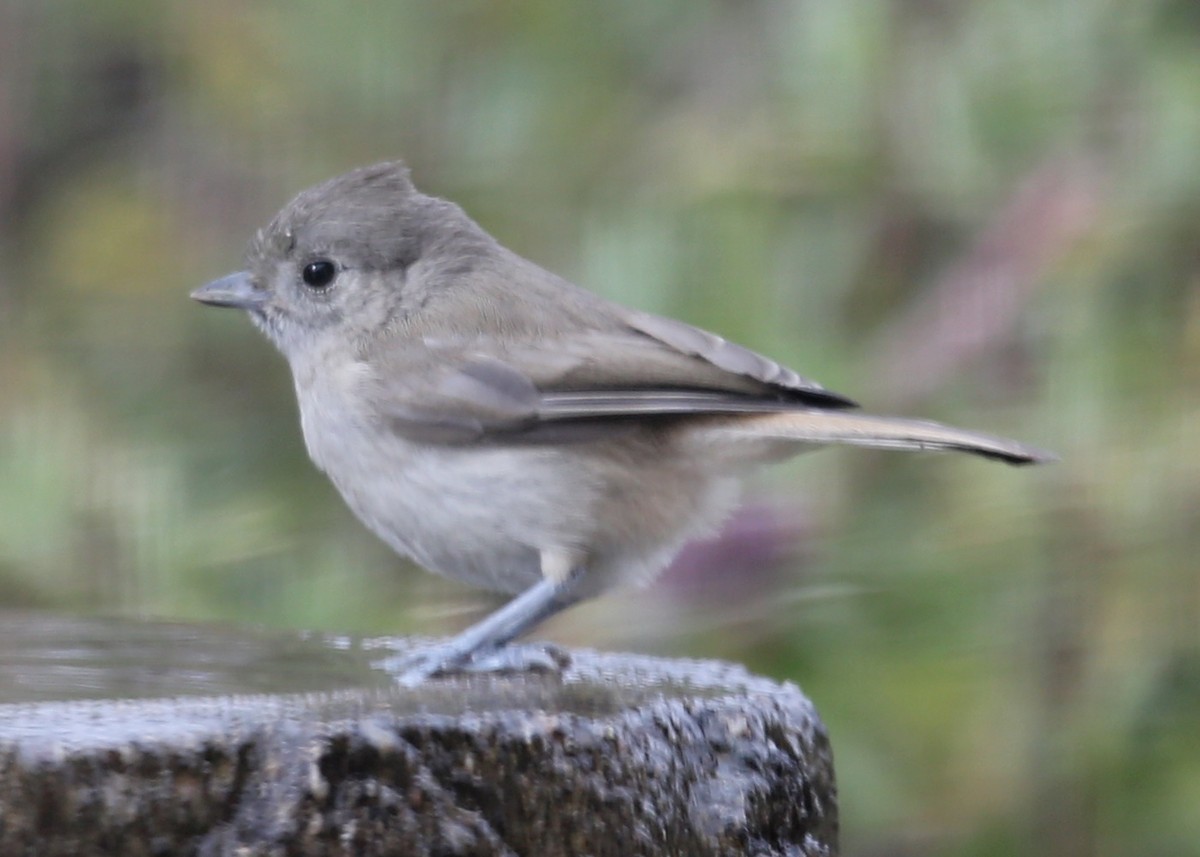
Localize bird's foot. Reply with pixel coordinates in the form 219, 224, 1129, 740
376, 641, 570, 687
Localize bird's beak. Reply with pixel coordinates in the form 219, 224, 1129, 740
190, 272, 268, 310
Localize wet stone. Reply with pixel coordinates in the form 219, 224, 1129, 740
0, 612, 837, 856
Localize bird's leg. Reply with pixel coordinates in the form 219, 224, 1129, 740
381, 560, 585, 686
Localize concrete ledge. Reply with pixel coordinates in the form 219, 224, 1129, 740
0, 614, 837, 856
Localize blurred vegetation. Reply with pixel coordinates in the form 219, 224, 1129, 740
0, 1, 1196, 854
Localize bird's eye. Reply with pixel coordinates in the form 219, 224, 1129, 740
301, 259, 337, 289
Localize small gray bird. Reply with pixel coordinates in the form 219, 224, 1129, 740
192, 161, 1050, 683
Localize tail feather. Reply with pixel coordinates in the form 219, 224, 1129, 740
696, 410, 1054, 466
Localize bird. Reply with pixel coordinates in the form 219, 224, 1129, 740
192, 161, 1051, 683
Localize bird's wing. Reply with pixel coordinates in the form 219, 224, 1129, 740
616, 309, 855, 408
367, 316, 852, 446
370, 351, 545, 443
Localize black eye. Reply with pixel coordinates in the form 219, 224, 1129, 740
301, 259, 337, 289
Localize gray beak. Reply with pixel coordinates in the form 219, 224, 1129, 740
190, 272, 268, 310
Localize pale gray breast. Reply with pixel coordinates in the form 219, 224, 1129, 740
290, 358, 593, 590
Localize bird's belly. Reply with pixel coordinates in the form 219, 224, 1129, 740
322, 435, 590, 593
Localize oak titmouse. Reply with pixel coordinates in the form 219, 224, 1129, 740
192, 162, 1050, 682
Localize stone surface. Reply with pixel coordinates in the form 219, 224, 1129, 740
0, 613, 837, 856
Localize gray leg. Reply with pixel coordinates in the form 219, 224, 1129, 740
380, 568, 583, 685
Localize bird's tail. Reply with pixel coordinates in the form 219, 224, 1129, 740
691, 410, 1054, 466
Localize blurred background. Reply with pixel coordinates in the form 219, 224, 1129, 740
0, 1, 1196, 854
